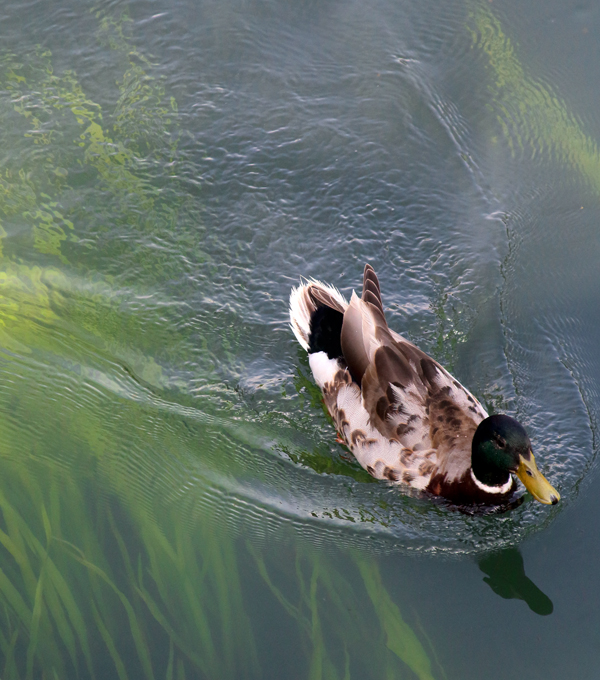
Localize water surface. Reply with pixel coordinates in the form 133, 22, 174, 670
1, 0, 599, 678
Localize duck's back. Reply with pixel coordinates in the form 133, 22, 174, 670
289, 265, 488, 494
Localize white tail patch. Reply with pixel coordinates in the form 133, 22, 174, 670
289, 280, 347, 351
308, 351, 341, 388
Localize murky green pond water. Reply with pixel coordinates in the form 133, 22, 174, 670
1, 0, 599, 677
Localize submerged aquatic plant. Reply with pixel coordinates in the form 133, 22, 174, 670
0, 450, 264, 679
468, 2, 600, 192
8, 0, 590, 676
0, 9, 442, 680
0, 257, 442, 679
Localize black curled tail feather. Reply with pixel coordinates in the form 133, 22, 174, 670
289, 280, 348, 355
308, 304, 344, 358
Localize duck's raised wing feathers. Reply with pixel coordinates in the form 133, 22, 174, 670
342, 265, 488, 481
290, 264, 489, 495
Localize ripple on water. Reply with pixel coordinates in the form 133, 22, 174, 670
2, 0, 598, 566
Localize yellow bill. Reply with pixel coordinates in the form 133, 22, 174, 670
516, 452, 560, 505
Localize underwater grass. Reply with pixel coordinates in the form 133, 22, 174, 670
248, 541, 440, 680
0, 12, 259, 677
357, 559, 435, 680
468, 1, 600, 193
0, 437, 440, 680
0, 446, 264, 679
6, 1, 589, 678
0, 248, 437, 679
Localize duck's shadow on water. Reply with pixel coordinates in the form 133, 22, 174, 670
478, 547, 553, 616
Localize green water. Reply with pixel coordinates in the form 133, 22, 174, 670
0, 0, 599, 677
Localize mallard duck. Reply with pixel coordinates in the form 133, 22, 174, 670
289, 264, 560, 508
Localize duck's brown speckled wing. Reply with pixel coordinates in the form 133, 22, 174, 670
341, 265, 488, 487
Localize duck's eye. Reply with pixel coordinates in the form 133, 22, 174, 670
493, 435, 506, 449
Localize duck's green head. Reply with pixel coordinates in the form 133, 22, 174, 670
472, 414, 560, 505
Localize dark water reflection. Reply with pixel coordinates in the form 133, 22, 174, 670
479, 548, 554, 616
